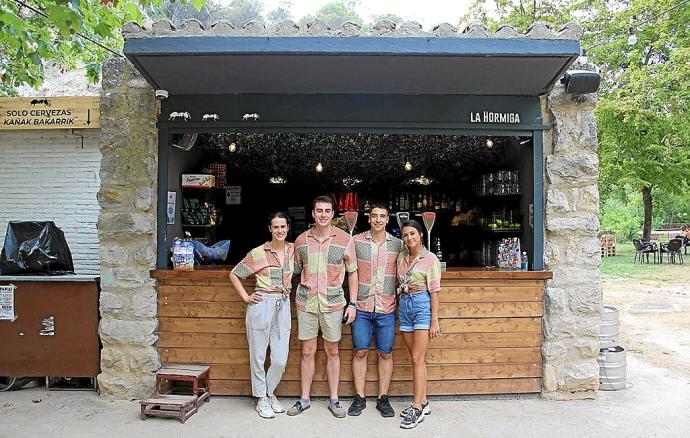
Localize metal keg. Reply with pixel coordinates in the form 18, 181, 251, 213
599, 305, 619, 348
598, 346, 627, 390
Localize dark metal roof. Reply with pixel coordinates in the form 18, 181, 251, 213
123, 19, 581, 97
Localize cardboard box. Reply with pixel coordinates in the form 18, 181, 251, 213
182, 174, 215, 188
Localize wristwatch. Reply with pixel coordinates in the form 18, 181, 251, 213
347, 302, 356, 309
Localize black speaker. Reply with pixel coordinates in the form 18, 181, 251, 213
562, 70, 601, 94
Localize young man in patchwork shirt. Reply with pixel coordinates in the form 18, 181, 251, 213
287, 195, 358, 418
347, 203, 404, 418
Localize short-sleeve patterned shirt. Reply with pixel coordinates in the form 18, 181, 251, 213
294, 226, 357, 313
397, 247, 442, 294
353, 231, 404, 314
230, 242, 295, 292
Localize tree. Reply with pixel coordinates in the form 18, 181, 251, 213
0, 0, 206, 96
370, 13, 404, 24
223, 0, 264, 28
461, 0, 690, 240
266, 0, 292, 29
298, 0, 363, 29
146, 0, 227, 28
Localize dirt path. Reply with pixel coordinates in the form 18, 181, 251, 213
602, 276, 690, 376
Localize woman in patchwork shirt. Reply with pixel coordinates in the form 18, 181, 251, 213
396, 219, 442, 430
229, 212, 295, 419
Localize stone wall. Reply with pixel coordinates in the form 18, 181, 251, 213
541, 78, 602, 399
97, 58, 160, 399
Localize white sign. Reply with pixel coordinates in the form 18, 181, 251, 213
0, 284, 16, 320
225, 186, 242, 205
167, 191, 177, 225
470, 111, 521, 124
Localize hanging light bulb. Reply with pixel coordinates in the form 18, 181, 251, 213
315, 162, 323, 173
404, 160, 413, 171
485, 138, 494, 148
228, 142, 237, 153
627, 29, 638, 46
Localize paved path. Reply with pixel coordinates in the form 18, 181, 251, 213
1, 354, 688, 438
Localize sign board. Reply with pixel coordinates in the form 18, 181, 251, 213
225, 186, 241, 205
0, 96, 100, 130
0, 284, 16, 321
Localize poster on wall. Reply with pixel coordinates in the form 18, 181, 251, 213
0, 284, 16, 320
225, 186, 241, 205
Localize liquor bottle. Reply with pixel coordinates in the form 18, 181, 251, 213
416, 194, 423, 211
455, 199, 462, 212
434, 193, 441, 211
404, 193, 411, 210
422, 191, 428, 209
428, 193, 433, 210
398, 191, 405, 210
441, 194, 448, 210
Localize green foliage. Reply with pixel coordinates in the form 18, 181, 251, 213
146, 0, 228, 28
266, 0, 292, 28
299, 0, 363, 29
370, 13, 404, 24
222, 0, 264, 27
0, 0, 196, 96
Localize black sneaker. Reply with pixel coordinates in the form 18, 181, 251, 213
347, 395, 366, 416
400, 406, 424, 429
376, 395, 395, 417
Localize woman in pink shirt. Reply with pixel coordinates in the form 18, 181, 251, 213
396, 220, 442, 429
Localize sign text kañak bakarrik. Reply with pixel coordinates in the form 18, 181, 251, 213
470, 111, 520, 124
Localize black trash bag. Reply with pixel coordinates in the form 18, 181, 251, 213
0, 221, 75, 275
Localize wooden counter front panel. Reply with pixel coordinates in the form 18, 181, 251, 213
155, 275, 544, 396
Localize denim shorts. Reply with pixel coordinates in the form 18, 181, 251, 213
351, 309, 396, 353
398, 291, 431, 332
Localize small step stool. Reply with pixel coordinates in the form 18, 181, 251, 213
139, 364, 211, 423
140, 395, 199, 423
156, 364, 211, 406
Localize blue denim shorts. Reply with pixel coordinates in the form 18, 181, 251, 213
398, 291, 431, 332
351, 309, 396, 353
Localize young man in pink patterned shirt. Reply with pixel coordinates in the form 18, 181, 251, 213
347, 203, 403, 418
286, 195, 358, 419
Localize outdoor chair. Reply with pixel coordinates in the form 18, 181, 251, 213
660, 239, 684, 264
633, 239, 658, 263
675, 235, 690, 255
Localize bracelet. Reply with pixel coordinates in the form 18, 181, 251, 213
347, 302, 356, 309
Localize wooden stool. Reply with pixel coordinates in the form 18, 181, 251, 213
140, 395, 199, 423
156, 364, 211, 406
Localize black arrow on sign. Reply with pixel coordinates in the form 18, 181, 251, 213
87, 109, 91, 125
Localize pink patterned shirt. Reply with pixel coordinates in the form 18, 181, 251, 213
353, 231, 404, 314
397, 248, 441, 294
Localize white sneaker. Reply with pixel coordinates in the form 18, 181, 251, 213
256, 397, 275, 418
268, 394, 285, 413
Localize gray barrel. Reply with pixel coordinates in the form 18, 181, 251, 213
598, 346, 627, 390
599, 305, 619, 348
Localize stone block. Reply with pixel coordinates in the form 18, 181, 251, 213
131, 290, 158, 318
98, 212, 154, 237
100, 266, 154, 288
543, 312, 576, 340
97, 186, 133, 210
545, 215, 599, 233
99, 292, 125, 313
544, 287, 568, 315
559, 361, 600, 391
574, 339, 600, 358
541, 341, 567, 361
552, 110, 599, 153
545, 153, 599, 185
135, 187, 153, 211
101, 245, 130, 266
543, 239, 562, 266
547, 267, 601, 288
542, 363, 558, 392
101, 58, 127, 91
97, 370, 157, 400
99, 318, 158, 345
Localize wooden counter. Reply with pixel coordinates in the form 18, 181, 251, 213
151, 268, 551, 396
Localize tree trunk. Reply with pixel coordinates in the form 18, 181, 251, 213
641, 186, 653, 241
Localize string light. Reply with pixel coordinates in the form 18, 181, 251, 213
486, 138, 494, 148
315, 162, 324, 173
228, 142, 237, 153
404, 160, 413, 171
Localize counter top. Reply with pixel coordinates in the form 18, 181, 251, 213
151, 267, 552, 280
0, 274, 98, 282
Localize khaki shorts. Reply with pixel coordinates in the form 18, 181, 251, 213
297, 309, 343, 342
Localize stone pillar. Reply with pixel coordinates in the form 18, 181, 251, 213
541, 80, 602, 400
97, 58, 160, 399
